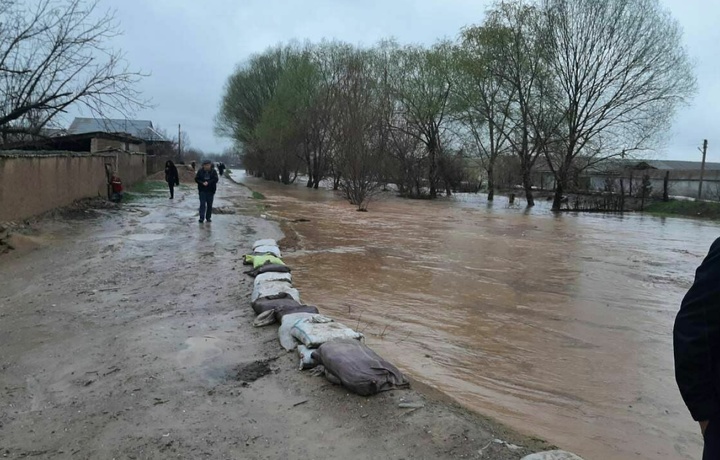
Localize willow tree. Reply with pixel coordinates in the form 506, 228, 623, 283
541, 0, 696, 210
389, 42, 455, 199
216, 46, 290, 178
455, 26, 516, 201
481, 1, 557, 207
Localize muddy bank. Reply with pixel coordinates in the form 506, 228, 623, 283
236, 173, 718, 460
0, 176, 552, 459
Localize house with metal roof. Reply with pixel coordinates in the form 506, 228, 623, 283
587, 159, 720, 200
68, 118, 167, 142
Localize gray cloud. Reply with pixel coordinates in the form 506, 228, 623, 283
98, 0, 716, 160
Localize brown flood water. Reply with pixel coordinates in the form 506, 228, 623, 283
241, 173, 718, 460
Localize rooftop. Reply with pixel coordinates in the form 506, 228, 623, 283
68, 118, 168, 142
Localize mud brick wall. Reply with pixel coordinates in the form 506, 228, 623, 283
0, 150, 146, 222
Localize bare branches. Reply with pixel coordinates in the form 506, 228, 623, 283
0, 0, 147, 141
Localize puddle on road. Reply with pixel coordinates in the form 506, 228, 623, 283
142, 223, 167, 231
127, 234, 165, 242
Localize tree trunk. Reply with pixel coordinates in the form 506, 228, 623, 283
428, 140, 438, 199
520, 156, 535, 207
523, 169, 535, 207
552, 182, 564, 211
663, 171, 670, 202
487, 166, 495, 201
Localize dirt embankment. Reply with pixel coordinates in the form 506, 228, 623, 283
0, 178, 552, 459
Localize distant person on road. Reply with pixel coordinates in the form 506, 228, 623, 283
194, 160, 219, 223
218, 162, 226, 177
191, 160, 196, 171
674, 237, 720, 459
164, 160, 180, 199
109, 173, 123, 203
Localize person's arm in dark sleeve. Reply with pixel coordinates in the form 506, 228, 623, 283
674, 238, 720, 422
194, 170, 203, 185
209, 170, 219, 186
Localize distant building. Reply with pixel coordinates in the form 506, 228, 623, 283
67, 117, 171, 156
0, 131, 145, 153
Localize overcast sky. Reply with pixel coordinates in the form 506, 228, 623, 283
96, 0, 717, 161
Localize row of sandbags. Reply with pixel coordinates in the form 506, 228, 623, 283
243, 238, 409, 396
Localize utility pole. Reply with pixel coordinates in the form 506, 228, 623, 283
177, 124, 182, 161
698, 139, 708, 200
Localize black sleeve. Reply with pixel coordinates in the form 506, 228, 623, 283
674, 238, 720, 421
194, 170, 203, 185
209, 170, 219, 186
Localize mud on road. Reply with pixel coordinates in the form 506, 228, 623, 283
0, 178, 549, 460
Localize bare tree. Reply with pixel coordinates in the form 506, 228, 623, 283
0, 0, 146, 143
389, 42, 455, 199
334, 50, 386, 211
481, 1, 557, 207
456, 27, 516, 201
541, 0, 696, 210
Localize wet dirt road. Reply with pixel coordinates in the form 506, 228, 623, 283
243, 174, 720, 460
0, 178, 552, 460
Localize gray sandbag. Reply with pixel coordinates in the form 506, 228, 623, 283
253, 239, 277, 250
253, 310, 276, 327
291, 315, 363, 348
275, 304, 320, 321
245, 264, 292, 277
251, 281, 300, 303
312, 339, 410, 396
297, 345, 319, 370
278, 313, 315, 352
251, 296, 302, 315
253, 245, 281, 258
254, 272, 292, 288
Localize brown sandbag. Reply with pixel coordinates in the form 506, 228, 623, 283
245, 263, 292, 277
275, 305, 320, 321
251, 295, 302, 315
312, 339, 410, 396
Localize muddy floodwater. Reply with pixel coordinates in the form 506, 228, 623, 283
239, 173, 719, 460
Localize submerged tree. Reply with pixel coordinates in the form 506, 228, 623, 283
540, 0, 696, 210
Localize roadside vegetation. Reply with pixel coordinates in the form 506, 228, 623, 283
216, 0, 696, 211
645, 200, 720, 220
123, 180, 167, 203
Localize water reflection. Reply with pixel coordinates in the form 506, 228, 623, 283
241, 174, 717, 460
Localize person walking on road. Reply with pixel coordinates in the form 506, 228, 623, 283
194, 160, 219, 223
218, 162, 226, 177
165, 160, 180, 199
674, 237, 720, 459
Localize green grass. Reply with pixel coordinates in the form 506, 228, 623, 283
644, 199, 720, 220
123, 180, 167, 203
252, 191, 266, 200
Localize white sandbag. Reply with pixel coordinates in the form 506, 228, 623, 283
522, 451, 585, 460
278, 313, 314, 352
297, 345, 319, 370
291, 315, 363, 348
251, 281, 301, 303
253, 245, 281, 258
253, 310, 276, 327
254, 272, 292, 289
253, 239, 277, 250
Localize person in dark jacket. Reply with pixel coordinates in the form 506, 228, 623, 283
164, 160, 180, 199
674, 237, 720, 459
218, 162, 226, 177
194, 160, 219, 223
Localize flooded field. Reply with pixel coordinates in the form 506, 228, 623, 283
241, 173, 719, 460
